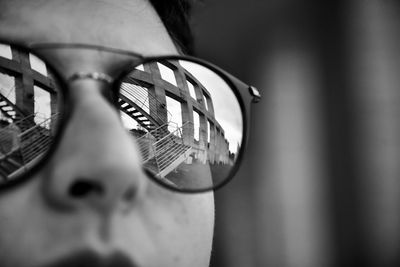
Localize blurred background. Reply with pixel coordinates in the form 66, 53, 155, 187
192, 0, 400, 266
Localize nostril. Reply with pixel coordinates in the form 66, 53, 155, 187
122, 186, 136, 202
69, 179, 104, 198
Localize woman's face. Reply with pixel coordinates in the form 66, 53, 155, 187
0, 1, 214, 266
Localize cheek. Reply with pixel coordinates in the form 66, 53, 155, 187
0, 178, 45, 266
153, 191, 215, 266
119, 185, 215, 267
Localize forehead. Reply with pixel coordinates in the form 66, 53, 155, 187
0, 0, 178, 56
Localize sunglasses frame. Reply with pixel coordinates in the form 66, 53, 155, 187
0, 41, 260, 193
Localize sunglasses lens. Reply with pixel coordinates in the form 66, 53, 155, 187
0, 43, 61, 183
1, 43, 245, 192
119, 59, 244, 191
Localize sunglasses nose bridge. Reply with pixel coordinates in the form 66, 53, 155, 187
29, 43, 144, 80
67, 72, 114, 84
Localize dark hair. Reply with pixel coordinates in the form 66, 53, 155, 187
149, 0, 195, 55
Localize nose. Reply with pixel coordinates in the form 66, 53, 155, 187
40, 79, 147, 214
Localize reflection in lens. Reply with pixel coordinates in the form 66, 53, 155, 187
0, 44, 59, 182
120, 59, 243, 190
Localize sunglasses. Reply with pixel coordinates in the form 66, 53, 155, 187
0, 41, 260, 193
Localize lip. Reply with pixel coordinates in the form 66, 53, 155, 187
36, 249, 139, 267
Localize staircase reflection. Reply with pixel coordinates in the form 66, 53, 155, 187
0, 113, 58, 180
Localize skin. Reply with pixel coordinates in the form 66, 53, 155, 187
0, 0, 215, 266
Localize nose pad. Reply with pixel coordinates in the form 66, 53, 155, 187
40, 80, 147, 214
